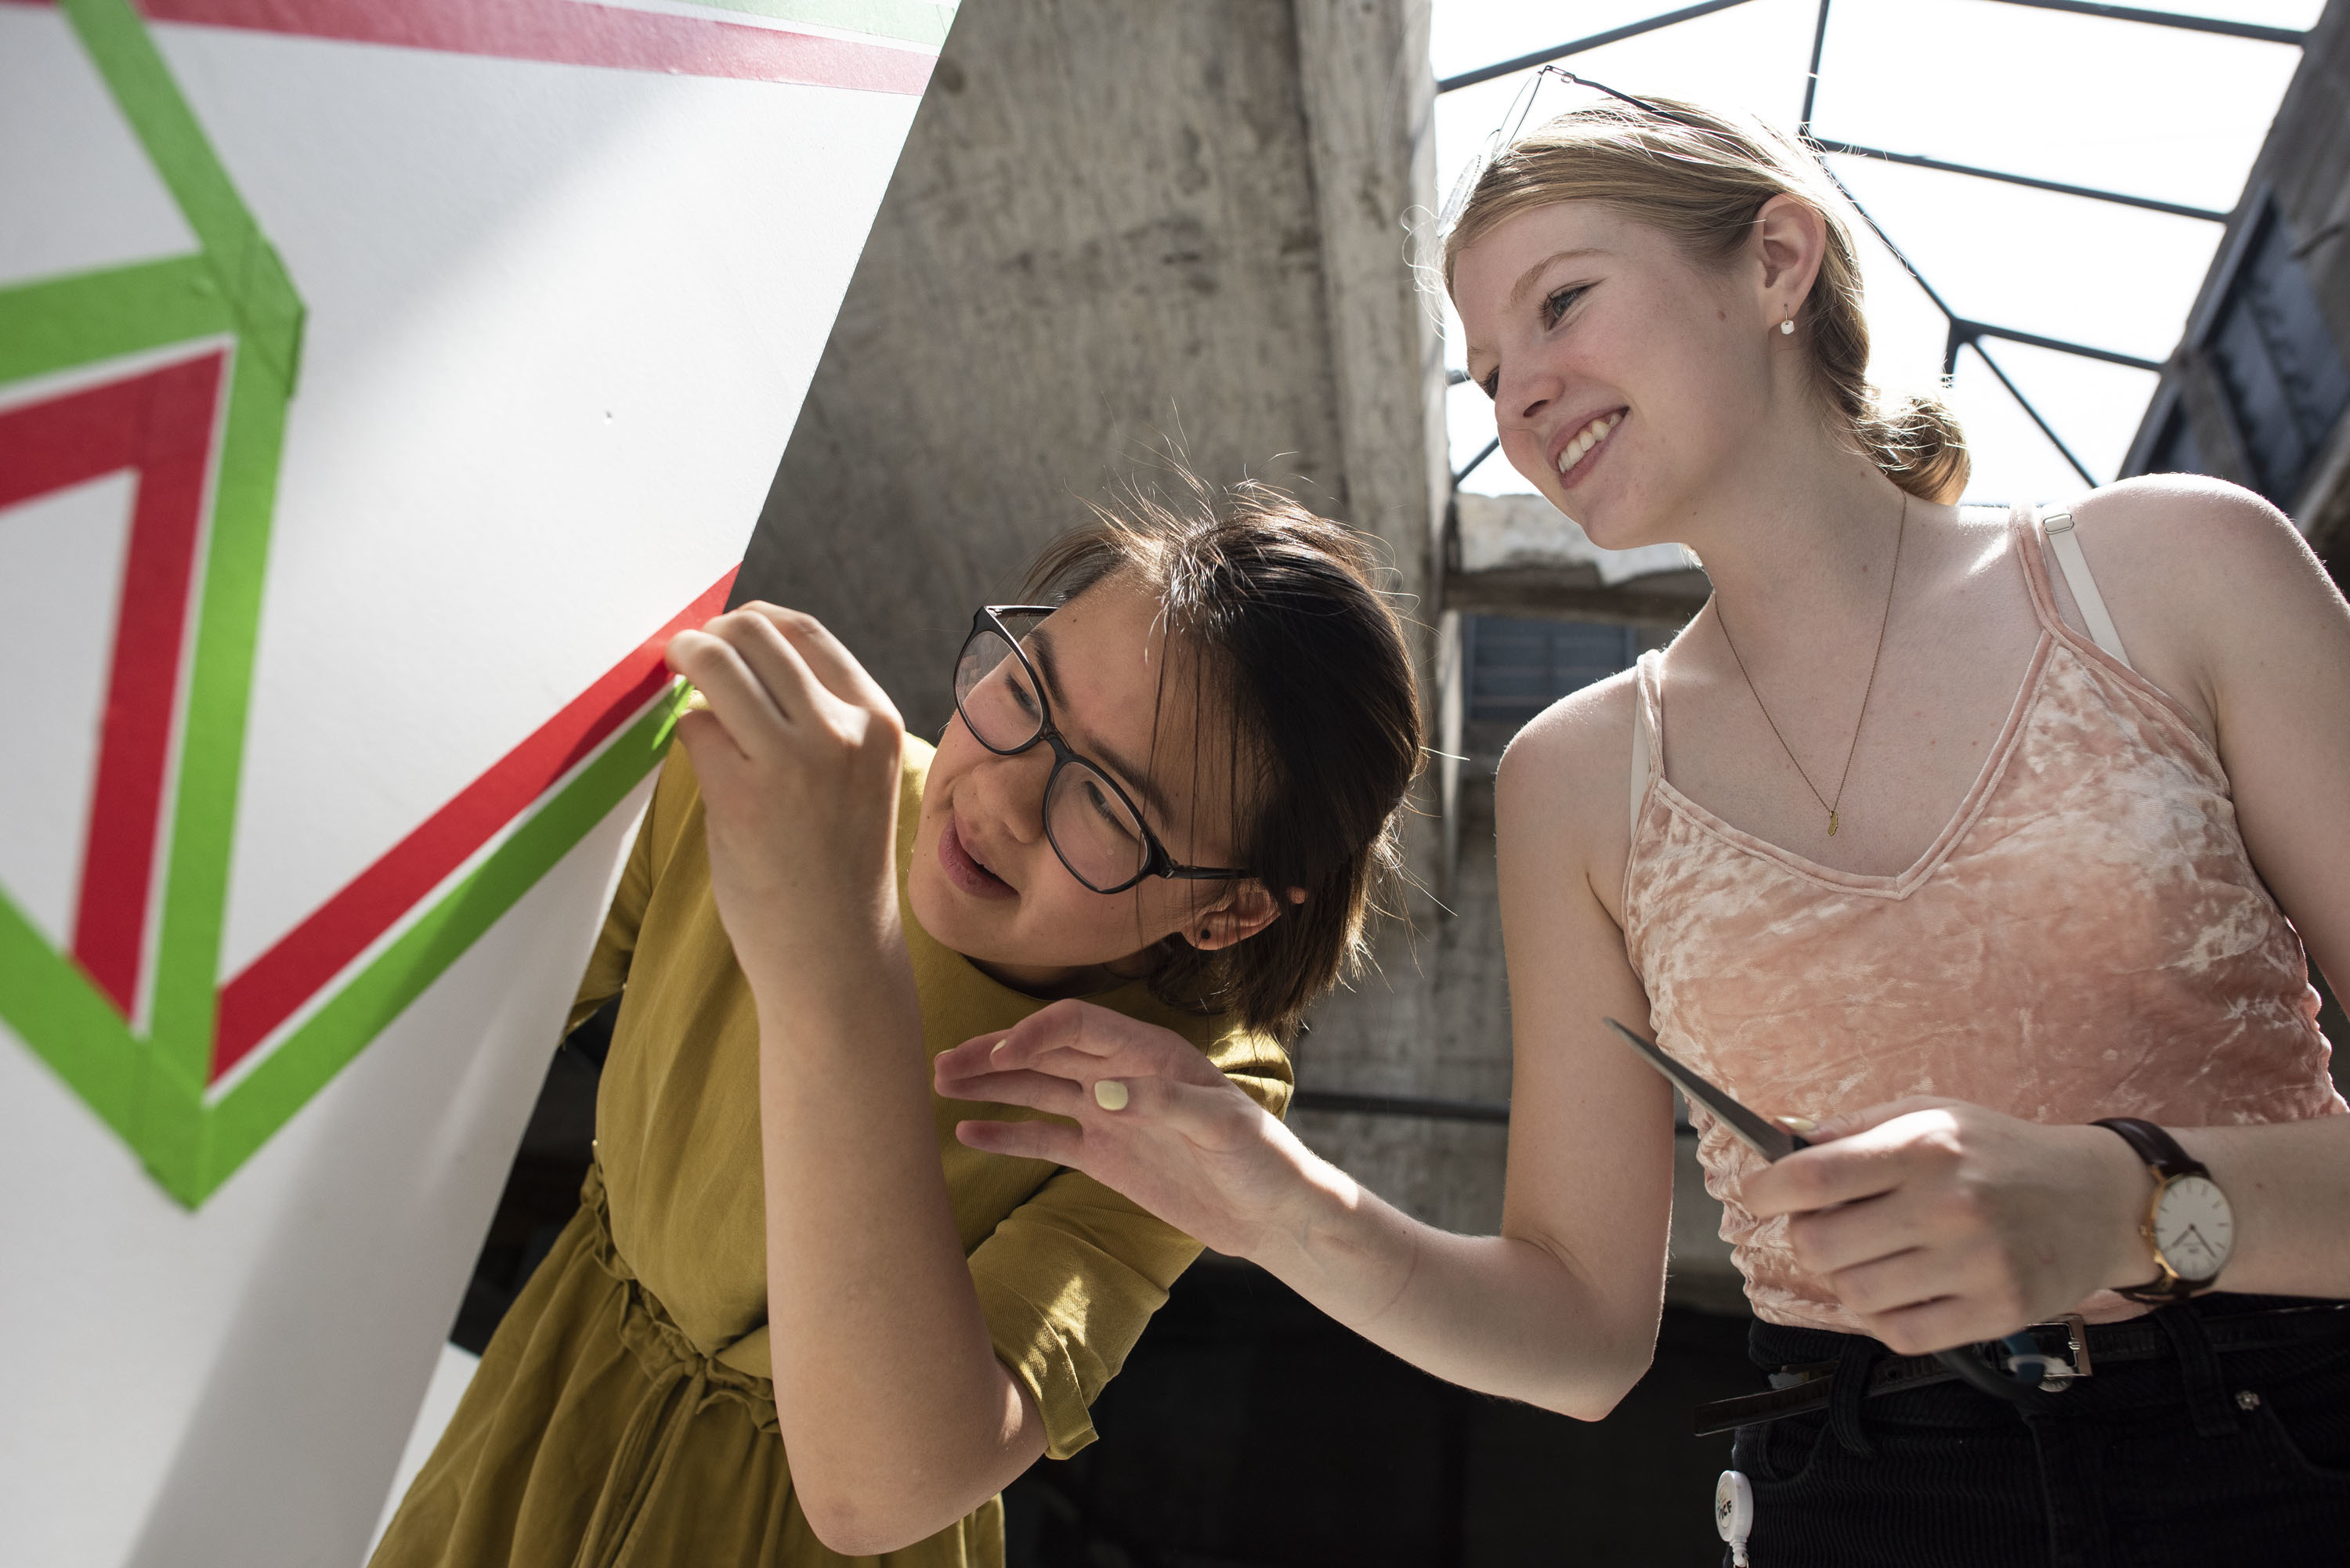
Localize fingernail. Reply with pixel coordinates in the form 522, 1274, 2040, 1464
1776, 1115, 1817, 1133
1094, 1080, 1130, 1112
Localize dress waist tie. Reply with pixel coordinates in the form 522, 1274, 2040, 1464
572, 1164, 782, 1568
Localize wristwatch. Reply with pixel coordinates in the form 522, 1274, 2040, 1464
2092, 1117, 2234, 1303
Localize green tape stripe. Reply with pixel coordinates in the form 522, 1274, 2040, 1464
0, 258, 231, 387
193, 707, 672, 1202
691, 0, 956, 47
147, 346, 288, 1101
0, 894, 143, 1146
59, 0, 304, 391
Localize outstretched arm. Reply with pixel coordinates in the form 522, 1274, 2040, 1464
937, 675, 1683, 1418
667, 605, 1042, 1557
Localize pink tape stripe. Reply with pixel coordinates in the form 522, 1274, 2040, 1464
5, 0, 937, 93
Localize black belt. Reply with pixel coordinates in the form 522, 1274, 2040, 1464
1695, 1302, 2350, 1437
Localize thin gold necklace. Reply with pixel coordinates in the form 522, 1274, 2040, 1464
1712, 493, 1907, 838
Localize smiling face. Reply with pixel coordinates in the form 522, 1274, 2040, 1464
1453, 199, 1802, 550
907, 571, 1271, 995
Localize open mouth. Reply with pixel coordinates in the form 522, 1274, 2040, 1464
939, 816, 1017, 900
1554, 410, 1624, 487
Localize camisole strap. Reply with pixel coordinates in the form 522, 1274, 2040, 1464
2038, 508, 2133, 670
1628, 649, 1661, 841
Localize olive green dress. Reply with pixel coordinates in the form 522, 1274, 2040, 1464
371, 737, 1291, 1568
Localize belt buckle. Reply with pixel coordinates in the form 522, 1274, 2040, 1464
2009, 1313, 2093, 1390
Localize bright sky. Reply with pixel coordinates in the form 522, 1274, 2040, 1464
1430, 0, 2319, 507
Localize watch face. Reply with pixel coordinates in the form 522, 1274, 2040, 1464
2153, 1174, 2233, 1282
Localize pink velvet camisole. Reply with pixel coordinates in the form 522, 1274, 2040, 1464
1621, 508, 2345, 1332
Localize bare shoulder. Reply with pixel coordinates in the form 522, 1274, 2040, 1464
1497, 665, 1640, 811
1494, 665, 1642, 897
2070, 475, 2329, 607
2060, 478, 2343, 715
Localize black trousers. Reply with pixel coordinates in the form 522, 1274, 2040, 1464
1727, 1295, 2350, 1566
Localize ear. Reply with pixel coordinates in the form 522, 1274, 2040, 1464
1187, 883, 1305, 951
1751, 192, 1828, 329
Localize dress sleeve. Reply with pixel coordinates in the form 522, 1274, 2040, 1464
968, 1024, 1291, 1459
563, 747, 672, 1032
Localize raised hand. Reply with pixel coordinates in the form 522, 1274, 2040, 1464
933, 998, 1325, 1261
1737, 1097, 2155, 1353
663, 603, 906, 995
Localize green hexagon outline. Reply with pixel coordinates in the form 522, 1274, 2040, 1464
0, 0, 676, 1206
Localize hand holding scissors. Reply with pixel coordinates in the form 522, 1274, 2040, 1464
1603, 1021, 2148, 1400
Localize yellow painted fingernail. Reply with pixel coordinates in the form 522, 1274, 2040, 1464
1776, 1115, 1817, 1133
1094, 1080, 1130, 1112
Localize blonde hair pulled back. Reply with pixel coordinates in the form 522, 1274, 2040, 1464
1442, 95, 1968, 504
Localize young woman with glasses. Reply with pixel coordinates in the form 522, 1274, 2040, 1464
370, 481, 1422, 1566
938, 92, 2350, 1565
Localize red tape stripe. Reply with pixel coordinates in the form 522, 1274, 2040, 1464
3, 0, 935, 93
210, 569, 736, 1078
0, 352, 227, 1018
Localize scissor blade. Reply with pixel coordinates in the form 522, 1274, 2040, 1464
1603, 1018, 1800, 1162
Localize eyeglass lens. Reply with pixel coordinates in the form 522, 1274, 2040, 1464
953, 623, 1152, 893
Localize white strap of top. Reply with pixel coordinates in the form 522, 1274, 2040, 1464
2041, 510, 2131, 669
1628, 655, 1654, 841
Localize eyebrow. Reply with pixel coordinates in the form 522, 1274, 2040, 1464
1464, 247, 1612, 374
1025, 626, 1177, 826
1509, 246, 1609, 307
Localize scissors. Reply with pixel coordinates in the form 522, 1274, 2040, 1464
1603, 1018, 1817, 1160
1602, 1017, 2067, 1401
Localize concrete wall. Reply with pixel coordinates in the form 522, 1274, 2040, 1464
730, 0, 1742, 1303
738, 0, 1419, 740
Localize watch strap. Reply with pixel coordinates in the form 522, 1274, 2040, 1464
2092, 1116, 2207, 1181
2092, 1117, 2216, 1302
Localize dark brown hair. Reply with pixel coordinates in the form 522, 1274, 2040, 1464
1443, 95, 1969, 504
1022, 476, 1423, 1042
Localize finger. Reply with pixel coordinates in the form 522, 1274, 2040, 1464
989, 1003, 1224, 1086
956, 1117, 1082, 1164
1864, 1293, 2012, 1357
667, 706, 743, 775
707, 609, 835, 733
1809, 1095, 1959, 1143
1742, 1111, 1956, 1219
665, 629, 785, 757
983, 1003, 1126, 1071
1783, 1181, 1943, 1275
1094, 1073, 1261, 1146
1817, 1241, 1946, 1319
936, 1067, 1087, 1119
934, 1030, 1014, 1080
735, 603, 898, 717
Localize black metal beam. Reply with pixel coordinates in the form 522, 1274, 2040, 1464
1799, 0, 1832, 134
1954, 318, 2166, 373
1815, 138, 2229, 222
1292, 1089, 1512, 1125
1965, 340, 2101, 487
1436, 0, 1760, 93
1453, 435, 1502, 486
1978, 0, 2303, 45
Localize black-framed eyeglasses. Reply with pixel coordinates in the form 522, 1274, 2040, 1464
952, 605, 1250, 896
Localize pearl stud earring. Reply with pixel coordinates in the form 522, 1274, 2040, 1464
1779, 318, 1795, 335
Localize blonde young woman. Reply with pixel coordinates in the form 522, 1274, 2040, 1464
938, 92, 2350, 1565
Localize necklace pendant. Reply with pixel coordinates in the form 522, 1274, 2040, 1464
1828, 810, 1838, 837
